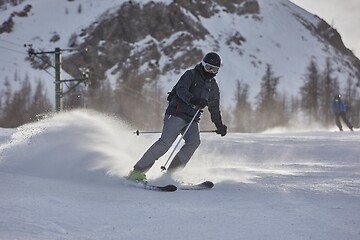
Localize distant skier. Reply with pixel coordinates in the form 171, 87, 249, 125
331, 94, 353, 131
128, 52, 227, 181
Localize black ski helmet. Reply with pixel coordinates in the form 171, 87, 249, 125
334, 94, 341, 100
203, 52, 222, 67
202, 52, 222, 74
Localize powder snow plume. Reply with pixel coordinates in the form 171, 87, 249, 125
0, 109, 234, 186
1, 109, 359, 193
0, 110, 153, 185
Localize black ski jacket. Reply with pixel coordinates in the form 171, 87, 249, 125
165, 63, 223, 127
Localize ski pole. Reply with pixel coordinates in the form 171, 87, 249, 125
134, 130, 161, 135
160, 108, 201, 172
134, 129, 216, 135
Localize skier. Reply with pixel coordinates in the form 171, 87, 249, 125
331, 94, 353, 131
128, 52, 227, 181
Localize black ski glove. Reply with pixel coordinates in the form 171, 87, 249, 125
190, 97, 208, 109
215, 123, 227, 137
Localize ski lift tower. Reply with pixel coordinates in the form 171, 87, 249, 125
26, 46, 90, 112
54, 47, 62, 112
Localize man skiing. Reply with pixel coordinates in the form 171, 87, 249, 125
331, 94, 353, 131
128, 52, 227, 181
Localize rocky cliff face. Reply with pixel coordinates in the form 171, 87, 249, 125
294, 12, 359, 73
315, 19, 360, 74
63, 0, 260, 88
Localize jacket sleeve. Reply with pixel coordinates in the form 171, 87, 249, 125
208, 80, 223, 126
175, 70, 194, 104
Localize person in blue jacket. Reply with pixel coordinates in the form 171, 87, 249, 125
128, 52, 227, 181
331, 94, 353, 131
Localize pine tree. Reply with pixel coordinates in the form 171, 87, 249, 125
319, 58, 339, 126
29, 79, 52, 121
0, 74, 52, 127
255, 64, 281, 131
0, 77, 13, 126
344, 74, 359, 127
2, 75, 31, 127
233, 80, 252, 132
300, 59, 321, 124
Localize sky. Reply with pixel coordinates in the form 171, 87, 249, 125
290, 0, 360, 58
0, 109, 359, 239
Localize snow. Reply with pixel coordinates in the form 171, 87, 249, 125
0, 109, 359, 239
0, 0, 135, 102
153, 0, 357, 107
1, 0, 358, 108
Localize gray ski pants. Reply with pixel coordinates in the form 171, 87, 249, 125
134, 115, 200, 172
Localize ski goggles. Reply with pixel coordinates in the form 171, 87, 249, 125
202, 60, 220, 74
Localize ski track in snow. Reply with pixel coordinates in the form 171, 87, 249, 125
0, 110, 359, 240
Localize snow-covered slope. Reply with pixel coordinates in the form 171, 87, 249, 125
161, 0, 358, 105
0, 0, 359, 107
0, 0, 132, 101
0, 109, 359, 239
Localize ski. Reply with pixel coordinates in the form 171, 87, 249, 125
126, 178, 213, 191
142, 182, 177, 192
179, 181, 214, 190
126, 178, 177, 192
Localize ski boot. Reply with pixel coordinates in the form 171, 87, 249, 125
128, 169, 147, 182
